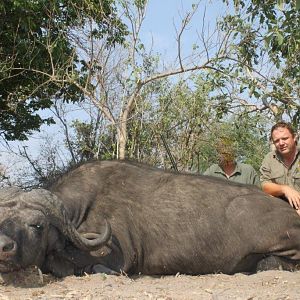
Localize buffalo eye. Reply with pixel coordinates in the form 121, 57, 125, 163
29, 224, 44, 231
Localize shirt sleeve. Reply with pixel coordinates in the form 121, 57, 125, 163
259, 155, 272, 184
249, 167, 261, 187
203, 166, 213, 176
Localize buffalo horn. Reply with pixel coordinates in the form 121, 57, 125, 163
24, 189, 111, 251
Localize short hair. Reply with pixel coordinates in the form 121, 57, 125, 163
215, 137, 236, 155
270, 121, 296, 141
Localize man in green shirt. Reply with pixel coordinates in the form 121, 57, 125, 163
203, 139, 260, 186
260, 121, 300, 215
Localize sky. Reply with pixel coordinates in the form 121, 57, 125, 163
141, 0, 225, 62
0, 0, 228, 183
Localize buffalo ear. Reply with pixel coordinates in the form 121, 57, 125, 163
46, 225, 65, 253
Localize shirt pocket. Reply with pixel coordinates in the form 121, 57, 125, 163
270, 170, 285, 185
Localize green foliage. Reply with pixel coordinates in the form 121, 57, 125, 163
201, 116, 269, 172
222, 0, 300, 124
0, 0, 127, 141
133, 0, 147, 9
125, 74, 270, 173
2, 1, 277, 188
69, 119, 117, 162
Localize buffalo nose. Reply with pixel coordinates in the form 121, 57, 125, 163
0, 235, 17, 258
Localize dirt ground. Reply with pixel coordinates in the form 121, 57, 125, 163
0, 267, 299, 300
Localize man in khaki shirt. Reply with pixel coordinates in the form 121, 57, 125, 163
204, 138, 260, 186
260, 121, 300, 215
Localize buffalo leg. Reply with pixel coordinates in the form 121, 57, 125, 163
256, 255, 300, 272
92, 264, 120, 275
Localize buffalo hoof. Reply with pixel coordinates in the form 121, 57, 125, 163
256, 255, 300, 272
92, 264, 119, 275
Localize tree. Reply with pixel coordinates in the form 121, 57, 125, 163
221, 0, 300, 125
44, 0, 258, 160
139, 75, 270, 172
2, 73, 270, 188
0, 0, 275, 187
0, 0, 127, 141
1, 0, 276, 159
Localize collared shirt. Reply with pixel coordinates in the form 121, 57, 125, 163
260, 149, 300, 192
203, 162, 260, 186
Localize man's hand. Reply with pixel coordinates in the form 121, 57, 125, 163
282, 185, 300, 210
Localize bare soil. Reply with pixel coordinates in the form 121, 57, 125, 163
0, 267, 298, 299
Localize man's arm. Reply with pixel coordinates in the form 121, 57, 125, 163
260, 154, 300, 210
262, 182, 300, 210
261, 181, 286, 197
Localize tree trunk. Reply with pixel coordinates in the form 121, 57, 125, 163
117, 121, 127, 160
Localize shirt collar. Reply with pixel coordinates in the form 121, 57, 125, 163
272, 147, 300, 164
214, 162, 241, 176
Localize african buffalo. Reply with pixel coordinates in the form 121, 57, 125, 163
1, 160, 300, 277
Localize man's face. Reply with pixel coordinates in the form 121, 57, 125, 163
272, 127, 297, 156
217, 150, 235, 166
